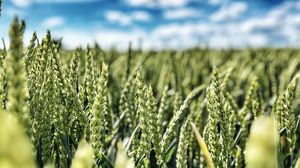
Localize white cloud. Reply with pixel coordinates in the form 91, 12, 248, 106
151, 1, 300, 49
105, 10, 151, 26
42, 17, 64, 28
210, 2, 247, 22
158, 0, 188, 7
95, 30, 146, 50
152, 23, 209, 39
53, 30, 93, 48
208, 0, 221, 5
11, 0, 98, 8
35, 0, 98, 2
132, 11, 152, 22
11, 0, 32, 8
151, 22, 213, 49
5, 7, 26, 16
239, 17, 279, 34
297, 1, 300, 9
25, 30, 94, 49
125, 0, 154, 7
163, 8, 201, 20
268, 1, 294, 18
235, 1, 300, 47
237, 1, 297, 35
105, 11, 131, 26
27, 28, 147, 50
150, 17, 278, 49
126, 0, 189, 8
285, 14, 300, 26
225, 34, 268, 48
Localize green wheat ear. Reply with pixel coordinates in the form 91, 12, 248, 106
176, 117, 190, 168
146, 85, 162, 165
6, 16, 31, 136
160, 85, 204, 152
273, 76, 298, 154
245, 116, 279, 168
69, 48, 80, 93
90, 63, 110, 158
205, 67, 223, 167
135, 70, 152, 167
283, 81, 297, 154
81, 47, 96, 110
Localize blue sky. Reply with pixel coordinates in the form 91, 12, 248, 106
0, 0, 300, 49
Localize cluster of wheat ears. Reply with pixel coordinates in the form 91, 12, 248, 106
0, 2, 300, 168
